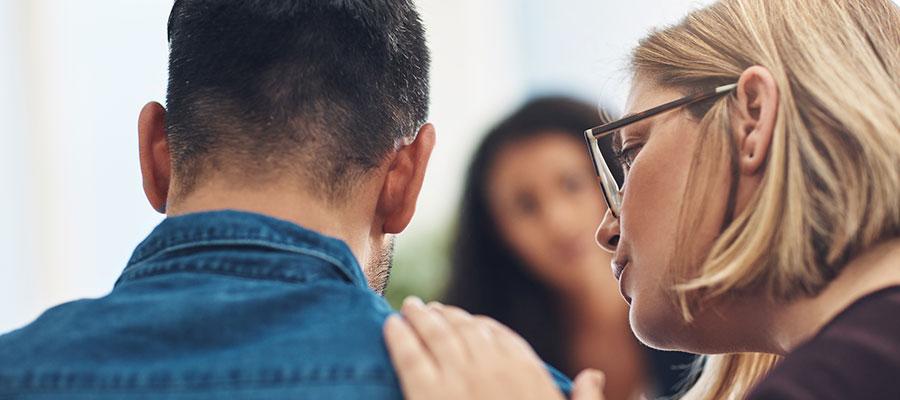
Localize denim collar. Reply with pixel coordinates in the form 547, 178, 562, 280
116, 210, 368, 289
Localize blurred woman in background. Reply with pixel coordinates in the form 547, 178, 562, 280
443, 97, 693, 400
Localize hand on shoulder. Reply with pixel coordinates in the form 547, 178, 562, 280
383, 297, 606, 400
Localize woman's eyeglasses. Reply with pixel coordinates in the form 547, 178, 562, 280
583, 83, 737, 218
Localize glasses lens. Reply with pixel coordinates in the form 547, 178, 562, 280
595, 132, 625, 187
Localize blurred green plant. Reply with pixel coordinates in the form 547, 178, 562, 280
385, 222, 453, 310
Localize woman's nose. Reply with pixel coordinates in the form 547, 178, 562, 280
595, 209, 620, 253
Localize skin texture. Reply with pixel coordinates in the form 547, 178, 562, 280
384, 65, 900, 398
137, 101, 436, 294
485, 133, 644, 400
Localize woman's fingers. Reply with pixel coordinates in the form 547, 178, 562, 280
383, 314, 440, 398
481, 316, 541, 360
428, 303, 561, 397
400, 297, 470, 369
407, 301, 544, 374
572, 369, 606, 400
430, 303, 499, 360
387, 298, 570, 400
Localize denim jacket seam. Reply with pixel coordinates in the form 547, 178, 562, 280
122, 239, 356, 284
0, 365, 396, 392
130, 230, 343, 266
116, 258, 331, 287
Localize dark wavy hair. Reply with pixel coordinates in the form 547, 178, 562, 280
442, 96, 620, 375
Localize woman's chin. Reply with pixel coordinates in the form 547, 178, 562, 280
628, 297, 692, 351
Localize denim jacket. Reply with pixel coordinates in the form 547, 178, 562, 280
0, 210, 572, 399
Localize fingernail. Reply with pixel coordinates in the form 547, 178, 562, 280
592, 372, 605, 390
576, 370, 605, 392
385, 314, 402, 327
427, 301, 444, 309
403, 296, 425, 309
594, 373, 605, 389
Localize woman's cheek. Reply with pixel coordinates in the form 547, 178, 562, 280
624, 128, 699, 249
618, 136, 698, 348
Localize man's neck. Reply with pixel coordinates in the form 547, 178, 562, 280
165, 182, 373, 264
767, 237, 900, 354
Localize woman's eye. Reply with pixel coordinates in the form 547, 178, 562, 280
615, 144, 643, 171
561, 173, 586, 193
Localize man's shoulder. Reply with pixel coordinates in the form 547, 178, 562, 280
0, 277, 403, 398
1, 276, 397, 358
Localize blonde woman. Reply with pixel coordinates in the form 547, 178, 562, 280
382, 0, 900, 399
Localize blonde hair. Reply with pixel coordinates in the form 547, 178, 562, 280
630, 0, 900, 398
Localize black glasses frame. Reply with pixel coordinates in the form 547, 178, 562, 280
583, 83, 737, 218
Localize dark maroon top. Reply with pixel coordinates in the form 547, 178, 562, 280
748, 286, 900, 399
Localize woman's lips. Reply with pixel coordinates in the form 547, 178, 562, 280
611, 259, 627, 280
611, 259, 632, 304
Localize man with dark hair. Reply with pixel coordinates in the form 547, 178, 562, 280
0, 0, 572, 398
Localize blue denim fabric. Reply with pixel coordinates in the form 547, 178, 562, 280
0, 210, 572, 399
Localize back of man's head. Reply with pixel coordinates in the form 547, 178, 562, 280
164, 0, 430, 200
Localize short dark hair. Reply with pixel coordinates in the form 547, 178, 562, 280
165, 0, 430, 198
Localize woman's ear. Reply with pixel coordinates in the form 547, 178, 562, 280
138, 102, 172, 214
376, 123, 436, 234
731, 66, 779, 176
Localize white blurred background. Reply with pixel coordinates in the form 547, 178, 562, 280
0, 0, 728, 333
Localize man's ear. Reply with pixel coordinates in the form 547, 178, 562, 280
376, 123, 436, 234
731, 65, 779, 176
138, 102, 172, 214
